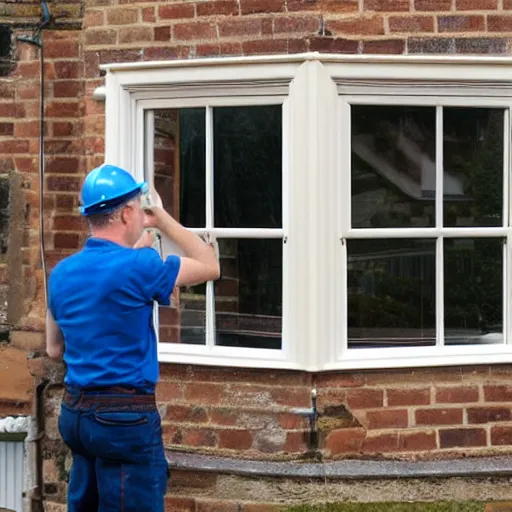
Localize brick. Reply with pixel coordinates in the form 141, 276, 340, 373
171, 470, 218, 490
415, 0, 451, 9
408, 37, 454, 53
314, 373, 364, 388
0, 82, 14, 100
242, 505, 284, 512
184, 383, 223, 404
387, 388, 430, 406
0, 104, 16, 117
283, 431, 308, 452
505, 0, 512, 8
491, 426, 512, 445
485, 503, 512, 512
366, 409, 408, 429
242, 38, 288, 54
154, 26, 171, 42
106, 8, 138, 25
46, 157, 80, 174
273, 15, 320, 34
329, 15, 384, 35
164, 497, 196, 512
415, 408, 463, 426
240, 0, 285, 14
156, 381, 183, 401
183, 428, 217, 447
218, 429, 253, 449
218, 18, 262, 37
118, 27, 153, 43
84, 9, 104, 28
47, 176, 81, 192
159, 3, 195, 20
0, 140, 29, 153
455, 37, 508, 53
271, 387, 310, 407
436, 386, 479, 403
467, 407, 512, 424
54, 233, 80, 250
346, 389, 384, 409
362, 39, 405, 54
85, 29, 117, 46
210, 408, 238, 426
364, 0, 409, 11
488, 15, 512, 32
438, 15, 485, 32
197, 0, 239, 16
45, 40, 80, 59
362, 433, 398, 452
45, 102, 81, 118
167, 405, 208, 423
53, 81, 82, 99
173, 22, 216, 41
0, 122, 13, 136
142, 7, 156, 23
325, 428, 365, 454
389, 15, 434, 32
196, 500, 239, 512
279, 413, 306, 430
439, 428, 486, 448
54, 62, 81, 80
457, 0, 497, 7
399, 431, 437, 451
484, 385, 512, 402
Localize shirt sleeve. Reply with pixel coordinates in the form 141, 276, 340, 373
135, 248, 181, 306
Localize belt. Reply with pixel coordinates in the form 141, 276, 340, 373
63, 386, 156, 408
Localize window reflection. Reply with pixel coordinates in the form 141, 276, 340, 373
348, 239, 436, 348
351, 105, 436, 229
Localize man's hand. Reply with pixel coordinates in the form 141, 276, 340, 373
143, 206, 167, 230
134, 230, 156, 249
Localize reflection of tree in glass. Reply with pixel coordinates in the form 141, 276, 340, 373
444, 108, 503, 227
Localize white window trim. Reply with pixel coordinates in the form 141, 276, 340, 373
100, 53, 512, 372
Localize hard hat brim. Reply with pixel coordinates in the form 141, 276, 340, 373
79, 181, 148, 216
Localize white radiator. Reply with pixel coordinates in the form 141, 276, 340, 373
0, 440, 25, 512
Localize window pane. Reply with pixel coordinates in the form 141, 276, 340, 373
158, 284, 206, 345
443, 108, 504, 227
351, 106, 436, 229
213, 106, 282, 228
215, 239, 282, 349
444, 238, 503, 345
153, 108, 206, 228
348, 239, 436, 348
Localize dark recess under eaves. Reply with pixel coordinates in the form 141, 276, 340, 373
0, 24, 13, 77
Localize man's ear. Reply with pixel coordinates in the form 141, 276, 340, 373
120, 204, 131, 225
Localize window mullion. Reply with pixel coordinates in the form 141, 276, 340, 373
436, 106, 444, 348
206, 106, 215, 348
505, 108, 511, 345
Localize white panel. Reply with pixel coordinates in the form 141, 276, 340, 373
0, 441, 24, 512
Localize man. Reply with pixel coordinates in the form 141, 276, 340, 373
46, 164, 220, 512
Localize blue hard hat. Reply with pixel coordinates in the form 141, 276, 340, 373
79, 164, 148, 217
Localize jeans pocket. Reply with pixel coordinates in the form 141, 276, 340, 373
94, 412, 149, 427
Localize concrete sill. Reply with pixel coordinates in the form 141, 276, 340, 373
166, 451, 512, 480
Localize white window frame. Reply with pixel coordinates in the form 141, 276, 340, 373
99, 53, 512, 372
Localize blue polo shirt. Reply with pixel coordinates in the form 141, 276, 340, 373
48, 237, 181, 392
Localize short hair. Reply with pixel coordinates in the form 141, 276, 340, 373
86, 196, 140, 230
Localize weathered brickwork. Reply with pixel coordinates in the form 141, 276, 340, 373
2, 0, 512, 510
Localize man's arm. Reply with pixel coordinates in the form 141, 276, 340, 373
145, 208, 220, 287
46, 309, 64, 360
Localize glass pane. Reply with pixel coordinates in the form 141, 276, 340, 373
444, 238, 503, 345
215, 239, 282, 349
153, 108, 206, 228
158, 284, 206, 345
348, 239, 436, 348
443, 108, 504, 227
213, 106, 282, 228
351, 106, 436, 229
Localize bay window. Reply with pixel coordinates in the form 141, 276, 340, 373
100, 54, 512, 371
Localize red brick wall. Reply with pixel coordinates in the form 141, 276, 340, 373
3, 0, 512, 510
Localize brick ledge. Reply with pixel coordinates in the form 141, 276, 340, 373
167, 451, 512, 479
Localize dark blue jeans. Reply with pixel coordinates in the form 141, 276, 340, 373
58, 387, 169, 512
